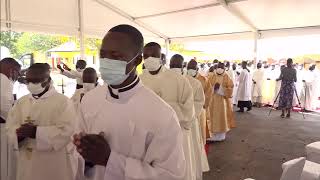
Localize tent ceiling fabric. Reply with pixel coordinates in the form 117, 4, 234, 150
0, 0, 320, 41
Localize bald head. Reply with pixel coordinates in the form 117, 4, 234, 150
170, 54, 184, 69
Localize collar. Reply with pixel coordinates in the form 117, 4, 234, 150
107, 76, 140, 100
29, 86, 57, 100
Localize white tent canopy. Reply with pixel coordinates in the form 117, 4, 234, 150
1, 0, 320, 58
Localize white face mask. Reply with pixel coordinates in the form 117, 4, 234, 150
83, 83, 96, 92
144, 57, 161, 71
187, 69, 197, 77
99, 53, 138, 86
76, 68, 82, 72
216, 68, 225, 75
171, 68, 182, 74
27, 83, 46, 95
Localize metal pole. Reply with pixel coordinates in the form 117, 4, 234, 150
78, 0, 85, 59
253, 32, 258, 65
165, 39, 170, 66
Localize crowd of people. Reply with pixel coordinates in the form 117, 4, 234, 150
198, 59, 320, 115
0, 24, 319, 180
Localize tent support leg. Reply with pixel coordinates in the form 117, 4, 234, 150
78, 0, 85, 60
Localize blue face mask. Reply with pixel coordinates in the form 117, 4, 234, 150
99, 54, 139, 86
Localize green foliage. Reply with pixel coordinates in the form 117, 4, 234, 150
16, 33, 65, 55
0, 31, 22, 58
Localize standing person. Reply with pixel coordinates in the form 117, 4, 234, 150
141, 44, 195, 180
6, 63, 76, 180
186, 59, 210, 179
206, 62, 235, 141
302, 64, 318, 112
70, 67, 98, 111
277, 58, 297, 118
195, 64, 211, 145
232, 63, 239, 105
0, 58, 21, 180
74, 25, 185, 180
252, 63, 265, 108
237, 61, 253, 112
57, 60, 87, 89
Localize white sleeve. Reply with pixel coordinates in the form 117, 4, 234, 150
193, 84, 205, 117
103, 112, 185, 180
0, 81, 14, 119
178, 80, 194, 129
35, 100, 76, 151
62, 70, 81, 79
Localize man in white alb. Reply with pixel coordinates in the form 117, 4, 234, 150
0, 58, 21, 180
73, 25, 185, 180
6, 63, 76, 180
140, 42, 195, 180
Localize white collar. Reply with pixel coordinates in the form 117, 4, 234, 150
106, 76, 142, 103
29, 86, 57, 100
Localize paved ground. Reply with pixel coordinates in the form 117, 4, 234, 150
204, 107, 320, 180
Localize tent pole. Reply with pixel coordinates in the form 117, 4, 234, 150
253, 32, 258, 65
165, 39, 170, 65
78, 0, 85, 59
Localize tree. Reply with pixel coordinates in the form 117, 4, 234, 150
0, 31, 22, 58
15, 33, 66, 56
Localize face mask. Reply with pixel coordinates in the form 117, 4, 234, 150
144, 57, 161, 71
99, 54, 138, 86
216, 68, 225, 75
76, 68, 82, 72
171, 68, 182, 74
27, 83, 46, 95
83, 83, 96, 92
187, 69, 197, 77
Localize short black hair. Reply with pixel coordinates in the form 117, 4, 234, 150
76, 60, 87, 68
145, 42, 161, 50
171, 54, 184, 61
109, 24, 144, 52
287, 58, 293, 64
0, 57, 21, 68
213, 59, 219, 64
83, 67, 97, 75
27, 63, 50, 76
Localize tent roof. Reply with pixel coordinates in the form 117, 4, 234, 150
1, 0, 320, 42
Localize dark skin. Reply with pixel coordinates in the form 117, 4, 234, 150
74, 31, 142, 166
16, 70, 51, 141
170, 56, 183, 69
82, 71, 98, 84
57, 61, 86, 72
214, 63, 225, 90
187, 60, 198, 77
0, 64, 21, 82
143, 45, 161, 75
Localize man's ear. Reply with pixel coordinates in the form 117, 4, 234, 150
135, 54, 143, 66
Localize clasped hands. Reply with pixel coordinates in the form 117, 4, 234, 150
73, 132, 111, 167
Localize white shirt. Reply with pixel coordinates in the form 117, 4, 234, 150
62, 69, 83, 85
6, 87, 76, 180
237, 69, 252, 101
0, 73, 14, 119
77, 77, 186, 180
252, 69, 265, 97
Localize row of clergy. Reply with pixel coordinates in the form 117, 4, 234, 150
203, 62, 320, 111
0, 24, 236, 180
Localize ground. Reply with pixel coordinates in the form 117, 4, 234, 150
204, 107, 320, 180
